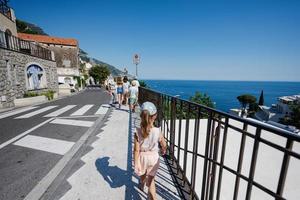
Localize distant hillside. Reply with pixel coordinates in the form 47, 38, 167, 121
79, 49, 132, 77
16, 19, 48, 35
16, 20, 129, 77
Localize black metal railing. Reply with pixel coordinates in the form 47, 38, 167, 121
0, 30, 53, 61
0, 0, 12, 20
138, 87, 300, 200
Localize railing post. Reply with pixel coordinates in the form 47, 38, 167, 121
276, 138, 293, 197
182, 103, 191, 187
170, 97, 176, 161
233, 123, 248, 200
205, 117, 216, 199
157, 93, 163, 128
216, 117, 229, 200
190, 107, 201, 199
208, 115, 222, 200
177, 101, 183, 175
245, 128, 261, 200
201, 111, 213, 200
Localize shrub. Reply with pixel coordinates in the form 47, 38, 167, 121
42, 90, 55, 100
23, 91, 39, 98
89, 65, 110, 84
139, 80, 149, 88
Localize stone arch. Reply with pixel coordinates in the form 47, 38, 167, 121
4, 29, 12, 48
25, 62, 47, 90
5, 29, 12, 35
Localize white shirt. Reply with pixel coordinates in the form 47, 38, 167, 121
123, 82, 130, 91
129, 86, 139, 98
136, 127, 160, 152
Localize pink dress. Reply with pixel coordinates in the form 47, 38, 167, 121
135, 127, 161, 177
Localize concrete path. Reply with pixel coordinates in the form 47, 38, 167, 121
58, 106, 181, 200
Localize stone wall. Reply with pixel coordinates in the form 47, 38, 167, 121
0, 12, 18, 36
43, 45, 79, 84
46, 45, 79, 69
0, 48, 58, 109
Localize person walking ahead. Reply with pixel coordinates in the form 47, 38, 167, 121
134, 102, 167, 200
129, 81, 139, 112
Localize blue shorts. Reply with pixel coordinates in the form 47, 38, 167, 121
117, 87, 123, 94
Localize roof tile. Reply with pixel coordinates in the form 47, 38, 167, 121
18, 33, 78, 46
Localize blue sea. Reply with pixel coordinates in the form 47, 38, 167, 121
143, 80, 300, 112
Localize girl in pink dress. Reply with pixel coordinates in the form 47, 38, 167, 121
134, 102, 167, 200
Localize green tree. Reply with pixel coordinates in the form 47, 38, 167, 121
89, 65, 110, 84
189, 91, 215, 108
248, 102, 259, 117
258, 90, 264, 105
237, 94, 257, 117
139, 80, 149, 88
16, 19, 39, 34
291, 105, 300, 128
280, 104, 300, 129
79, 63, 86, 73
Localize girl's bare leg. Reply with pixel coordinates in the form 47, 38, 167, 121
139, 174, 146, 191
147, 176, 156, 200
118, 94, 122, 107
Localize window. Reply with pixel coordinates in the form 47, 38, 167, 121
62, 59, 71, 67
4, 29, 12, 48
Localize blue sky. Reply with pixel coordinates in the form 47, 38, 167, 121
11, 0, 300, 81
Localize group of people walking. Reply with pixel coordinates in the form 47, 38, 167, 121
108, 77, 167, 199
108, 76, 139, 112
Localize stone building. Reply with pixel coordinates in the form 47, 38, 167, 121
0, 0, 58, 108
18, 33, 80, 86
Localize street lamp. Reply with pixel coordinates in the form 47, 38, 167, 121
133, 54, 140, 77
123, 67, 128, 75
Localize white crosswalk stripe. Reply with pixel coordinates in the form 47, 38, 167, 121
70, 105, 94, 116
15, 106, 58, 119
0, 106, 39, 119
44, 105, 76, 117
13, 135, 75, 155
1, 104, 110, 120
50, 119, 94, 127
0, 118, 54, 150
95, 104, 110, 115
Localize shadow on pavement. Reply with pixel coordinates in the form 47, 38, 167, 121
94, 105, 181, 200
95, 157, 144, 200
95, 157, 128, 188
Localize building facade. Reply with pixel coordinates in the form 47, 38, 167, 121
18, 33, 80, 86
0, 0, 58, 109
276, 95, 300, 115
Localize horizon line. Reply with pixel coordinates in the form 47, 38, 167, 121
139, 78, 300, 83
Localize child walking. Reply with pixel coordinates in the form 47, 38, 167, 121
116, 81, 124, 108
134, 102, 167, 200
129, 80, 139, 112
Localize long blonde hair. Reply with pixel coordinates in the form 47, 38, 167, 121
140, 110, 153, 138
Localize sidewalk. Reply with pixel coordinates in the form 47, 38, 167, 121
58, 105, 181, 200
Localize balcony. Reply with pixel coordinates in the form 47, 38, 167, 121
0, 30, 54, 61
0, 0, 12, 21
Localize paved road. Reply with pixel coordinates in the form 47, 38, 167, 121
0, 88, 111, 200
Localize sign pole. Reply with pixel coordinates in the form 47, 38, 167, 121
133, 54, 140, 78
